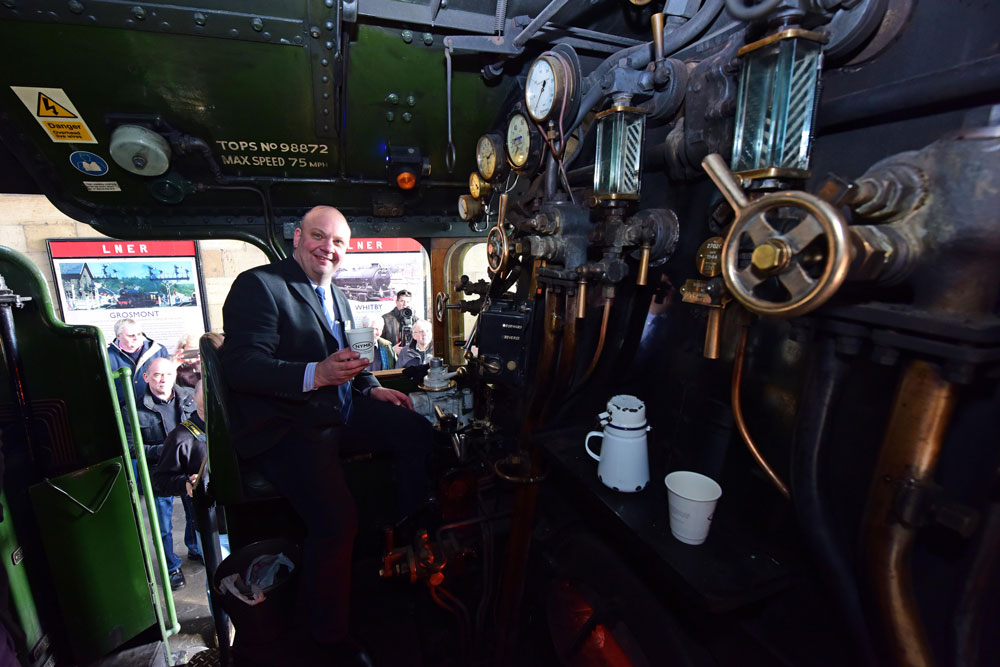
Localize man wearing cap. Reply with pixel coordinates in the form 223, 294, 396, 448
222, 205, 433, 662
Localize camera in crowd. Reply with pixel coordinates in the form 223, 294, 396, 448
400, 307, 414, 346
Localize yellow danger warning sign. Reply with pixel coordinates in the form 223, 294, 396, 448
10, 86, 97, 144
36, 93, 77, 118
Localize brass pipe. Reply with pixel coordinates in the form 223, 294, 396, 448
863, 360, 957, 667
704, 307, 722, 359
581, 298, 612, 383
732, 326, 791, 498
497, 191, 509, 225
576, 280, 587, 319
702, 153, 749, 212
651, 13, 665, 61
636, 244, 651, 286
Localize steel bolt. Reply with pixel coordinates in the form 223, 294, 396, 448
131, 5, 145, 20
324, 0, 334, 6
321, 58, 329, 66
422, 32, 433, 45
68, 0, 84, 14
386, 111, 395, 122
401, 30, 413, 43
230, 28, 240, 38
406, 95, 416, 107
251, 17, 263, 32
402, 112, 412, 122
386, 93, 399, 105
310, 26, 321, 38
325, 21, 334, 31
132, 155, 147, 169
325, 40, 334, 50
322, 107, 329, 115
193, 11, 206, 25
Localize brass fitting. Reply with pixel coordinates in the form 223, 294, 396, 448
750, 239, 791, 273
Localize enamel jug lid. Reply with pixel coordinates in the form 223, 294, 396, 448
600, 394, 646, 428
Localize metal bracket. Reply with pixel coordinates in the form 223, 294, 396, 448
891, 476, 979, 538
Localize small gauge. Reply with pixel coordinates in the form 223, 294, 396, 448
506, 113, 532, 169
476, 134, 505, 180
457, 194, 483, 222
469, 172, 492, 199
525, 53, 572, 123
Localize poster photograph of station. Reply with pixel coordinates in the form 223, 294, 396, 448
47, 239, 209, 353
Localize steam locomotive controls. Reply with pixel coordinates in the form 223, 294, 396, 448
468, 172, 491, 200
457, 194, 483, 222
703, 154, 850, 318
524, 52, 574, 123
505, 113, 533, 170
475, 133, 505, 181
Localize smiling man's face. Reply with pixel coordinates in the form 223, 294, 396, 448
293, 206, 351, 284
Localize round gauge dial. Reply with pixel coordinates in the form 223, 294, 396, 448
506, 113, 532, 168
457, 194, 483, 222
469, 172, 492, 199
476, 134, 504, 180
525, 54, 569, 123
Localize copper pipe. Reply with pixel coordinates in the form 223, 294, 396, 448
636, 244, 651, 286
863, 360, 957, 667
576, 280, 587, 319
732, 326, 791, 499
497, 191, 509, 225
704, 307, 722, 359
581, 298, 612, 383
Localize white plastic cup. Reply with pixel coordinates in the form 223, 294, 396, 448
664, 471, 722, 545
344, 327, 376, 362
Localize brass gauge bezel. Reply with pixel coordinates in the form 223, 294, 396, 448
457, 194, 483, 222
524, 45, 582, 127
525, 54, 568, 123
469, 171, 492, 199
505, 110, 542, 174
475, 133, 506, 181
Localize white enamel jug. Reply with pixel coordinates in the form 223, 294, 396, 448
584, 395, 650, 492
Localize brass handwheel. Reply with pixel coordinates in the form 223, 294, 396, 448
702, 154, 850, 318
486, 223, 509, 276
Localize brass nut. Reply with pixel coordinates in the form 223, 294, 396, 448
751, 240, 789, 272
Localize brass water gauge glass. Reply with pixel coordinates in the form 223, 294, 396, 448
593, 106, 647, 201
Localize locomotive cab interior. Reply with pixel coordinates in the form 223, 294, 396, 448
0, 1, 998, 665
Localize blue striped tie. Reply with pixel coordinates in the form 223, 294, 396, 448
315, 285, 353, 421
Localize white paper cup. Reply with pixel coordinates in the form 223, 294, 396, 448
665, 471, 722, 545
344, 327, 376, 362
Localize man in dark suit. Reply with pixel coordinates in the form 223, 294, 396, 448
222, 205, 432, 658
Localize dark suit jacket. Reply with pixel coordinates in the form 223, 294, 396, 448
221, 257, 379, 458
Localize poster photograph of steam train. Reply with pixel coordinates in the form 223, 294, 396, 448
47, 239, 209, 353
333, 237, 428, 323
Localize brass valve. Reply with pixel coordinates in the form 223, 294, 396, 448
701, 154, 851, 318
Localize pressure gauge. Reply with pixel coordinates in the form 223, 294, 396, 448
469, 172, 492, 199
525, 53, 572, 123
457, 194, 483, 222
476, 133, 505, 180
506, 113, 532, 168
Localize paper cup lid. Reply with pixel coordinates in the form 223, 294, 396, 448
606, 394, 646, 428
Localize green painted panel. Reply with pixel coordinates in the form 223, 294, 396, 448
345, 25, 515, 178
29, 459, 155, 663
0, 492, 44, 659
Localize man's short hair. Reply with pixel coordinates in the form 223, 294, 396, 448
395, 290, 411, 298
113, 319, 138, 336
411, 319, 431, 333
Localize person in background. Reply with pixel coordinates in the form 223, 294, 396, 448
381, 289, 412, 354
172, 332, 202, 389
135, 357, 197, 591
107, 318, 170, 408
152, 380, 229, 604
397, 319, 434, 368
361, 314, 396, 371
